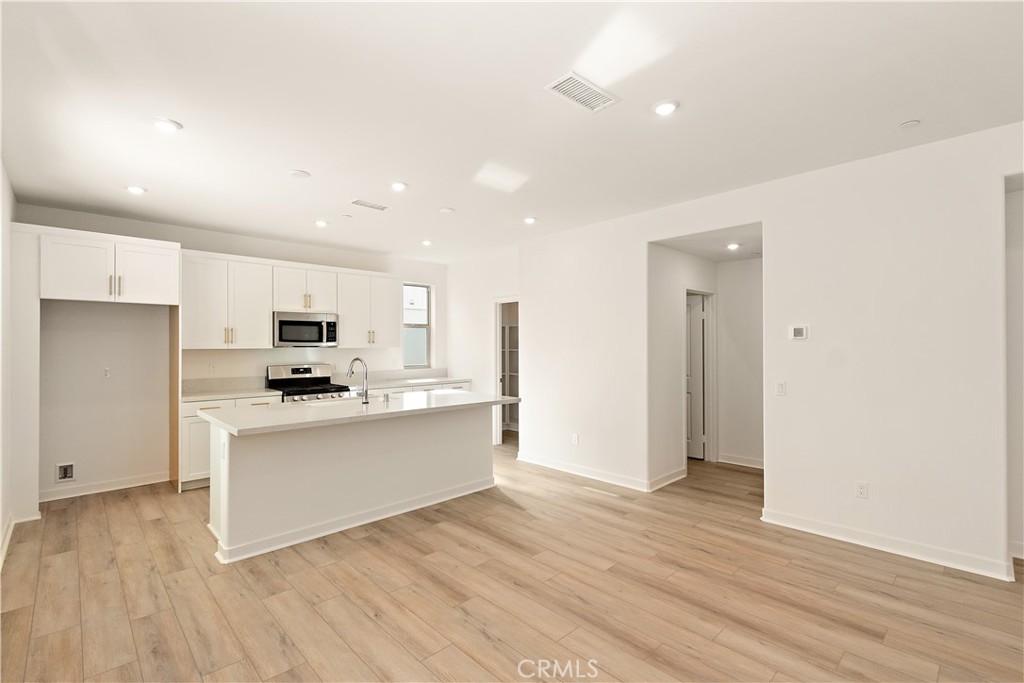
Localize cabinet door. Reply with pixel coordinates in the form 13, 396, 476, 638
274, 267, 308, 311
370, 276, 403, 348
229, 261, 273, 348
115, 243, 180, 305
338, 273, 372, 347
181, 256, 228, 349
40, 234, 115, 302
306, 270, 338, 313
182, 416, 212, 480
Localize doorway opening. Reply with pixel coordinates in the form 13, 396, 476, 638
497, 300, 519, 447
686, 292, 710, 461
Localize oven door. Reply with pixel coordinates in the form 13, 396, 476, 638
273, 312, 337, 347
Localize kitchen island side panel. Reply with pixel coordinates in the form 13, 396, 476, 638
211, 405, 493, 561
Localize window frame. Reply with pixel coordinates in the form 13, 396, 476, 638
402, 282, 431, 369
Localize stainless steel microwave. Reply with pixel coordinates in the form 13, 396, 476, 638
273, 312, 338, 347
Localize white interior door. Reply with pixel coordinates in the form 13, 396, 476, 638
687, 294, 706, 460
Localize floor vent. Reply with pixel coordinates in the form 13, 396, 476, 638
350, 199, 391, 212
545, 71, 620, 113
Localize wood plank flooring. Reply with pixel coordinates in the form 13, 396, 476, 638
2, 447, 1021, 682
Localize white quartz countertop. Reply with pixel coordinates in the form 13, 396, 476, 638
198, 390, 519, 436
182, 388, 283, 402
367, 377, 471, 389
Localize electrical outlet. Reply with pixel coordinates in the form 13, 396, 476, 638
855, 481, 869, 499
56, 463, 75, 482
775, 381, 787, 396
571, 433, 580, 446
208, 363, 218, 376
101, 366, 111, 379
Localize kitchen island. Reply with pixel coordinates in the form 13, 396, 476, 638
199, 390, 520, 563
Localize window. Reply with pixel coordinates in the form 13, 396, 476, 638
402, 284, 430, 368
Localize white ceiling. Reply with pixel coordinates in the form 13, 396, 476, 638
3, 2, 1021, 263
657, 223, 763, 263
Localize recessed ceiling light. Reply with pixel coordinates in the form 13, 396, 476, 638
899, 119, 921, 129
288, 169, 311, 179
439, 207, 455, 214
421, 240, 432, 246
653, 100, 679, 116
523, 216, 537, 225
727, 242, 741, 250
153, 118, 183, 134
391, 182, 408, 192
314, 220, 328, 228
125, 185, 147, 195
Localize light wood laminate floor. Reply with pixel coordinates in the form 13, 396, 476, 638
2, 447, 1021, 682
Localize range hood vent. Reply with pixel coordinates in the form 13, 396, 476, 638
350, 199, 391, 212
545, 72, 620, 113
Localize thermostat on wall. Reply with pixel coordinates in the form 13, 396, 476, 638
788, 325, 809, 340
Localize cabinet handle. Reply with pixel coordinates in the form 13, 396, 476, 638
197, 406, 221, 411
372, 330, 376, 344
367, 330, 371, 344
117, 276, 123, 296
108, 275, 113, 296
250, 402, 270, 407
230, 327, 235, 344
308, 293, 313, 309
224, 327, 229, 344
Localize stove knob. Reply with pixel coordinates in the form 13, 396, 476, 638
291, 396, 300, 402
317, 394, 323, 399
331, 393, 338, 398
300, 396, 308, 401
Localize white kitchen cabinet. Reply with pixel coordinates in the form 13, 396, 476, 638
274, 267, 337, 313
228, 261, 273, 348
182, 254, 272, 349
179, 398, 235, 485
40, 233, 179, 305
114, 243, 180, 305
338, 273, 402, 347
182, 256, 229, 348
40, 234, 115, 302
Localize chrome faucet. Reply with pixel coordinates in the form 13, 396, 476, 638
346, 357, 369, 405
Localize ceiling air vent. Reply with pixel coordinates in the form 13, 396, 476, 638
545, 71, 620, 113
350, 199, 391, 212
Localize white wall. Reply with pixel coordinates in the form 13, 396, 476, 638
647, 244, 717, 488
1, 164, 13, 560
716, 258, 764, 468
446, 246, 519, 444
15, 204, 449, 372
39, 301, 170, 501
1006, 188, 1023, 558
519, 123, 1022, 579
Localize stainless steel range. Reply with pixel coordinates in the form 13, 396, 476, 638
267, 364, 351, 402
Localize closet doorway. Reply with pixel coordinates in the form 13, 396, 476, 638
497, 301, 519, 446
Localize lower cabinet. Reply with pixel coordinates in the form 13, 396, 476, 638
179, 396, 277, 489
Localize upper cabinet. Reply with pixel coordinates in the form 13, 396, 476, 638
182, 254, 273, 349
274, 267, 337, 313
40, 233, 179, 305
338, 273, 402, 347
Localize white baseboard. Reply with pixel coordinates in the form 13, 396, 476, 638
39, 471, 169, 502
517, 452, 652, 492
1, 517, 14, 569
718, 452, 764, 469
762, 508, 1015, 581
215, 477, 495, 563
1, 511, 42, 570
1011, 539, 1023, 560
647, 467, 687, 491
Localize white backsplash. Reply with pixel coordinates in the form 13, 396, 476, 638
182, 347, 448, 387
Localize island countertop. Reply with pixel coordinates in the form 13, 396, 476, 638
198, 390, 519, 437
